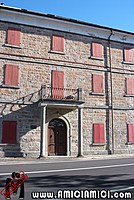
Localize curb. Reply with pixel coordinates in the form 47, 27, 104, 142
0, 153, 134, 164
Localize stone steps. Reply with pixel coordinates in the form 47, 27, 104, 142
0, 144, 23, 157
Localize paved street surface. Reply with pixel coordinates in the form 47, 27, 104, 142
0, 156, 134, 199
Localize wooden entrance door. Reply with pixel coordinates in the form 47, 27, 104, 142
48, 119, 67, 156
48, 126, 55, 156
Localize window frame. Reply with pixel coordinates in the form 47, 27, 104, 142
127, 124, 134, 144
2, 120, 17, 144
93, 123, 105, 145
123, 48, 134, 64
92, 73, 104, 95
90, 41, 103, 60
5, 27, 22, 48
51, 70, 64, 99
51, 35, 65, 54
125, 77, 134, 96
3, 64, 20, 88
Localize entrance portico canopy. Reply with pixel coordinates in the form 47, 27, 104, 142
39, 97, 84, 157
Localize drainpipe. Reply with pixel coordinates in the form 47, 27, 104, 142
77, 105, 83, 157
108, 29, 114, 154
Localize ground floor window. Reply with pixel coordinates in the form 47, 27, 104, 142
128, 124, 134, 143
93, 123, 105, 144
2, 120, 17, 144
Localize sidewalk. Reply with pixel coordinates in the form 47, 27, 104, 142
0, 153, 134, 165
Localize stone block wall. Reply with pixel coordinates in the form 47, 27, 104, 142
0, 103, 41, 157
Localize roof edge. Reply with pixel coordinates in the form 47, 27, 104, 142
0, 4, 134, 36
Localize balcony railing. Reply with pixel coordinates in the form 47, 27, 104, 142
40, 85, 82, 101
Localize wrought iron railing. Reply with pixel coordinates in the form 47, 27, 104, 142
40, 85, 82, 101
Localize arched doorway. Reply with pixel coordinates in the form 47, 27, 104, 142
48, 118, 67, 156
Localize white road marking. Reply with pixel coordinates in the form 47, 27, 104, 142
0, 162, 134, 176
111, 186, 134, 192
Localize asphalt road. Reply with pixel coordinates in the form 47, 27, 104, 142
0, 157, 134, 200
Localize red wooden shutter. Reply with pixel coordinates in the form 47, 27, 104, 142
4, 64, 19, 86
94, 123, 105, 143
94, 124, 100, 143
52, 35, 64, 52
99, 124, 105, 143
124, 48, 133, 62
93, 74, 103, 93
92, 42, 102, 58
128, 124, 134, 142
126, 78, 134, 95
2, 121, 17, 144
7, 27, 21, 46
52, 70, 64, 99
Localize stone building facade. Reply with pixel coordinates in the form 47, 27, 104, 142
0, 5, 134, 158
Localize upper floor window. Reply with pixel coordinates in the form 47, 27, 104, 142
7, 27, 21, 47
124, 48, 133, 63
4, 64, 19, 87
126, 78, 134, 95
92, 74, 104, 94
51, 70, 64, 99
91, 42, 103, 58
52, 35, 64, 52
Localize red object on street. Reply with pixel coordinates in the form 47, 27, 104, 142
0, 171, 28, 199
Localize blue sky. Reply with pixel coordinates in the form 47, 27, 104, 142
2, 0, 134, 32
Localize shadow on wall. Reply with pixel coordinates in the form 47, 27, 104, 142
0, 102, 73, 158
0, 102, 41, 158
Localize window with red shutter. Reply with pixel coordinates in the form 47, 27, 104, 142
52, 70, 64, 99
4, 64, 19, 86
52, 35, 64, 52
92, 42, 103, 58
126, 78, 134, 95
7, 27, 21, 46
2, 121, 17, 144
93, 123, 105, 144
92, 74, 104, 93
128, 124, 134, 143
124, 48, 133, 63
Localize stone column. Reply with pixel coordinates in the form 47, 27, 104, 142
40, 105, 47, 157
77, 105, 83, 157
